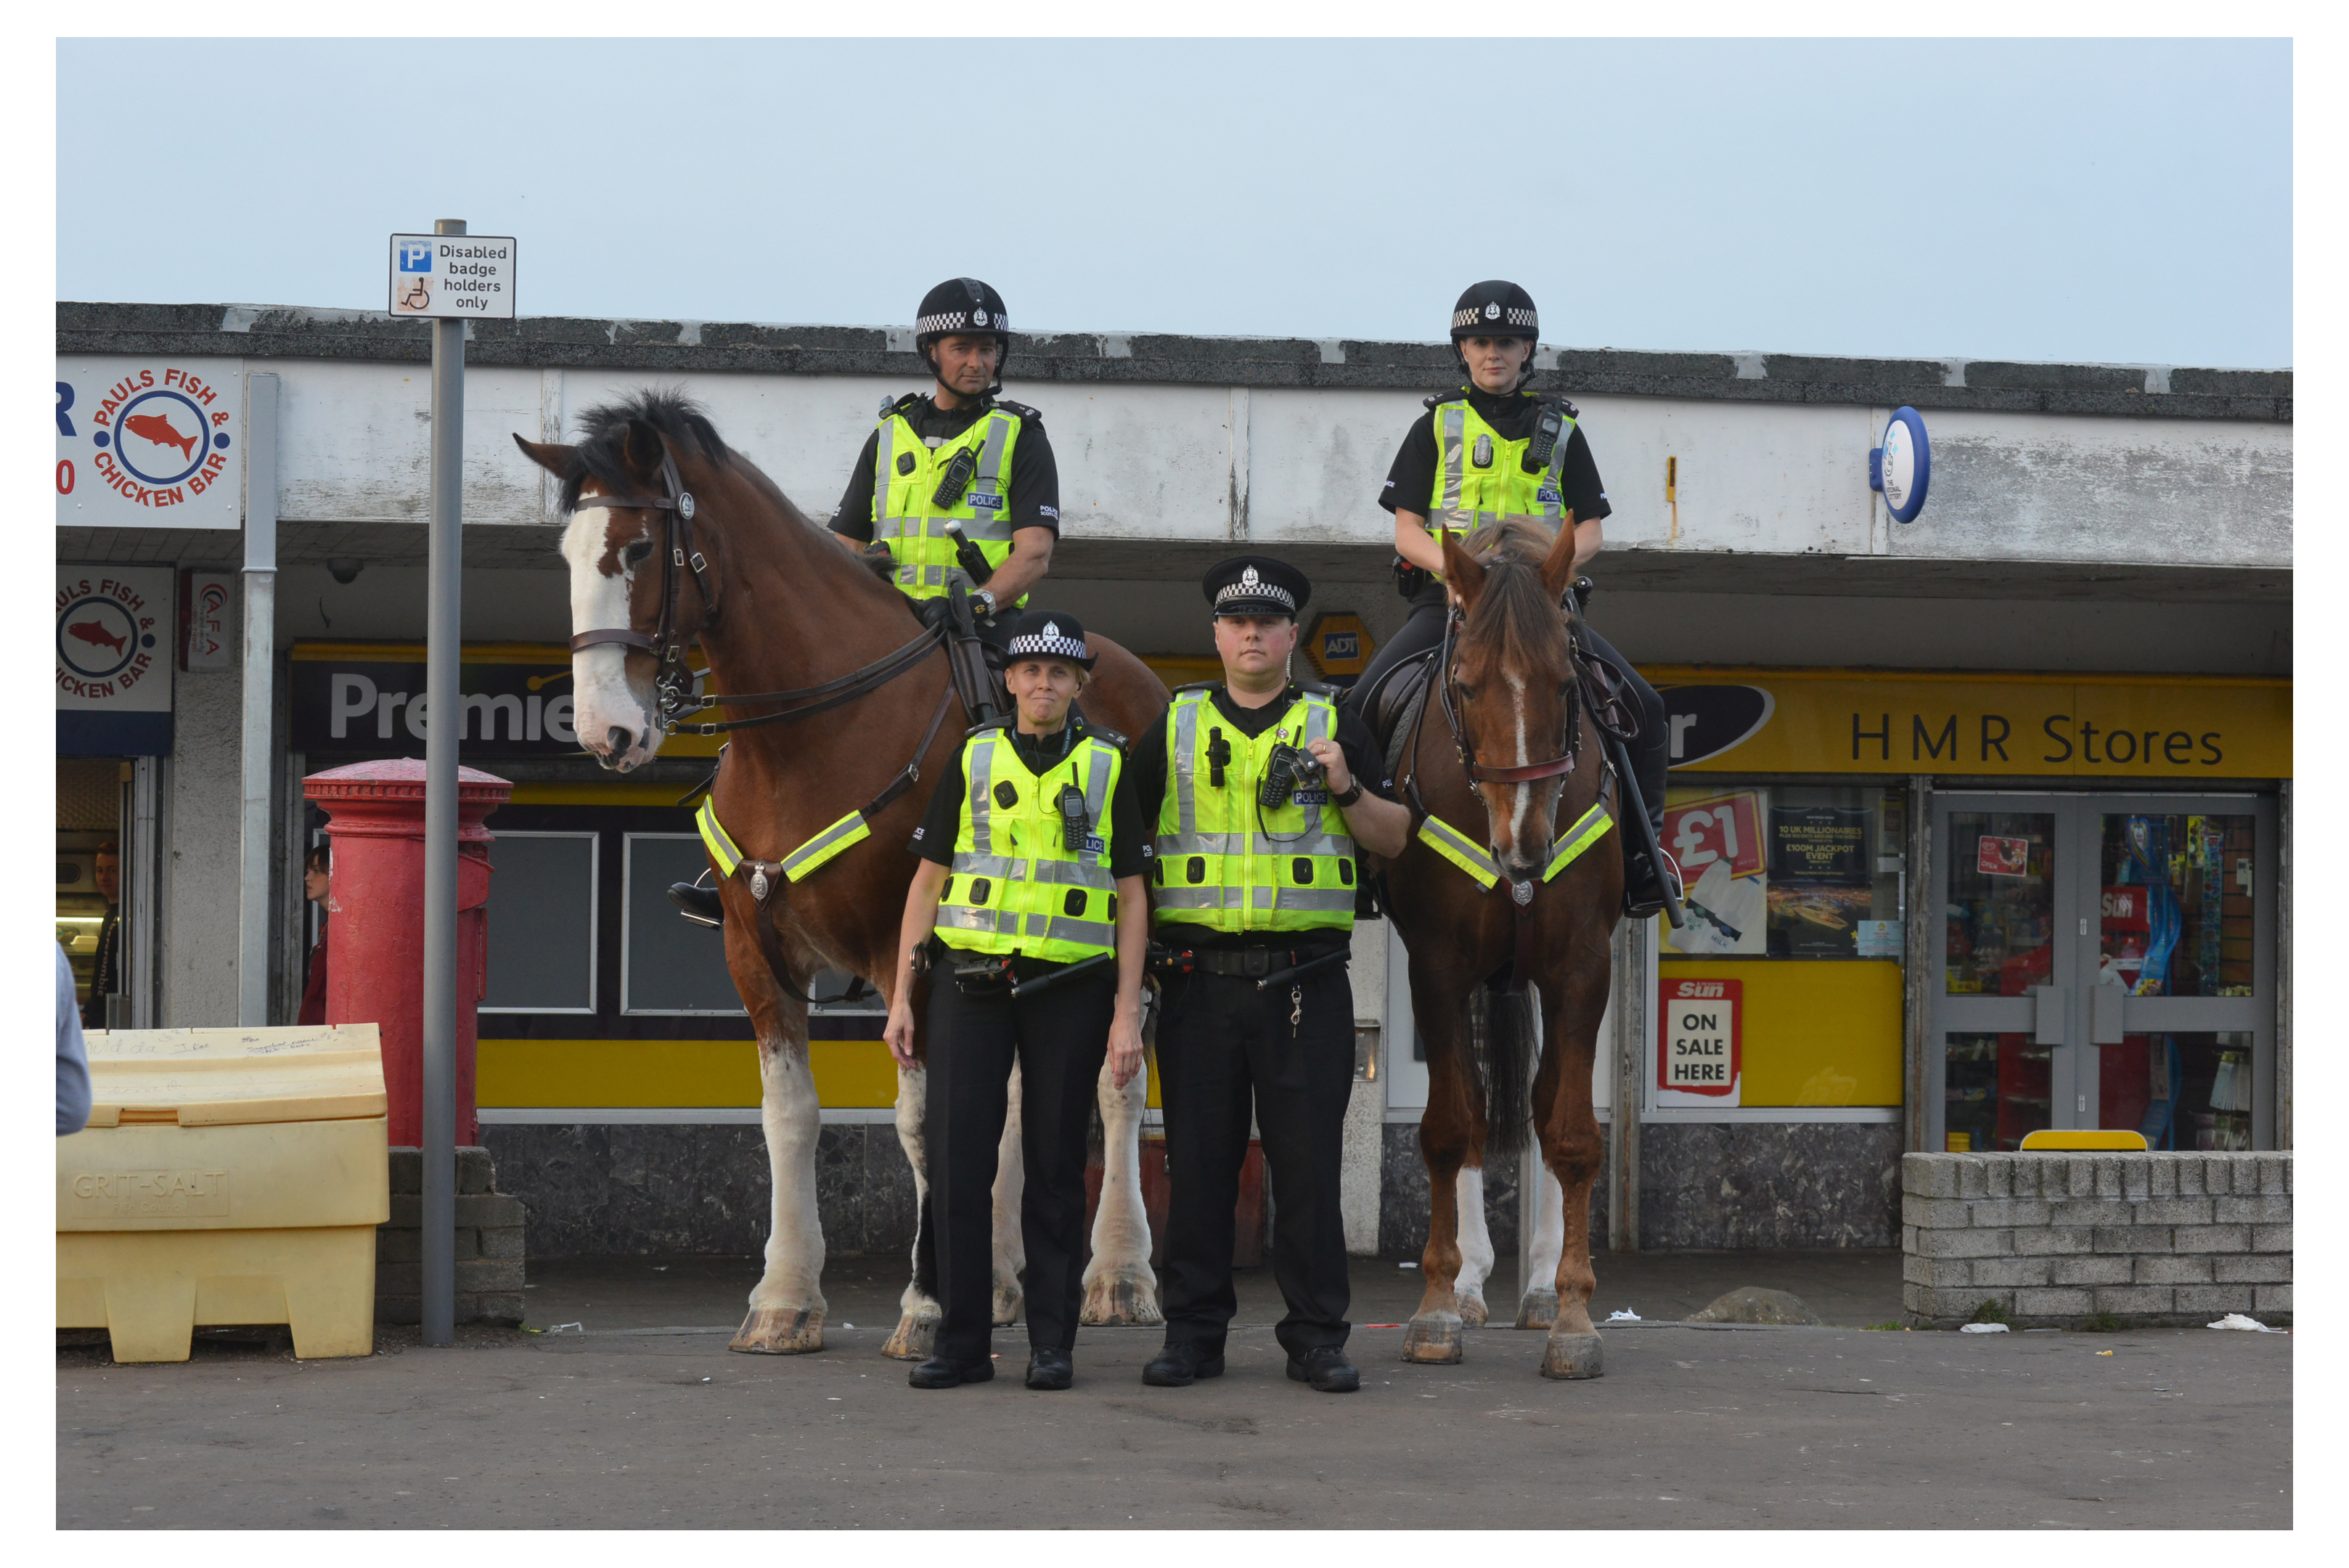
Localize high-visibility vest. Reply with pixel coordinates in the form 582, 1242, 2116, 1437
1420, 391, 1577, 541
1151, 686, 1357, 936
936, 723, 1123, 963
872, 399, 1029, 604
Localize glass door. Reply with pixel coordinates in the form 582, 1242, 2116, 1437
1932, 793, 2275, 1151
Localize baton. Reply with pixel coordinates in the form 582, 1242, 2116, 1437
1604, 731, 1688, 931
1009, 950, 1117, 999
1255, 948, 1352, 992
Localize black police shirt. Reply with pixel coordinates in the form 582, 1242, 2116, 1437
910, 713, 1148, 881
830, 396, 1062, 542
1378, 388, 1611, 524
1129, 685, 1393, 950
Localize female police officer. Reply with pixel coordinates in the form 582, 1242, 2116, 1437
1354, 278, 1680, 917
882, 609, 1150, 1391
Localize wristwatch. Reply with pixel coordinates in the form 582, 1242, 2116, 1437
1331, 777, 1365, 808
972, 587, 997, 618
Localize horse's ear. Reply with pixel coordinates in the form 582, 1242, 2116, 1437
1441, 531, 1486, 611
621, 418, 667, 478
1540, 511, 1580, 605
512, 434, 576, 477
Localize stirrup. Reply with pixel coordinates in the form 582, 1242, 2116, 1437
669, 873, 724, 928
1622, 845, 1684, 922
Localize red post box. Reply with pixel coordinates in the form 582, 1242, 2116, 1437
303, 759, 512, 1146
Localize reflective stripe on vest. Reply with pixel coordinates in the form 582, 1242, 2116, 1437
873, 408, 1025, 603
1426, 396, 1576, 541
938, 727, 1122, 962
1151, 689, 1358, 934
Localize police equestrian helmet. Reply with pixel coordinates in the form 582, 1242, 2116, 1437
1201, 555, 1312, 621
1449, 279, 1540, 392
915, 277, 1013, 395
1002, 608, 1098, 670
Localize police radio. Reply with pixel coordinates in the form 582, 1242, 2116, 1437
1058, 783, 1090, 844
1527, 402, 1564, 470
1206, 728, 1233, 789
1259, 743, 1325, 809
931, 445, 980, 508
941, 520, 996, 585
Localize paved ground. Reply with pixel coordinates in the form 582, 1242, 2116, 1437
59, 1252, 2290, 1530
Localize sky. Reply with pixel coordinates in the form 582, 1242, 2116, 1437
55, 37, 2292, 367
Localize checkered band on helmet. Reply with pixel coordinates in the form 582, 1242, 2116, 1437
1449, 280, 1539, 340
1008, 621, 1088, 661
1214, 571, 1296, 612
915, 278, 1011, 348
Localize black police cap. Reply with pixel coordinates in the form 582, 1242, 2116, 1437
1450, 279, 1539, 340
915, 277, 1010, 346
1202, 555, 1311, 618
1002, 609, 1095, 669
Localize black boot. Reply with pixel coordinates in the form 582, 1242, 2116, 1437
908, 1354, 994, 1389
1285, 1347, 1360, 1392
669, 883, 724, 928
1142, 1342, 1225, 1387
1025, 1347, 1074, 1390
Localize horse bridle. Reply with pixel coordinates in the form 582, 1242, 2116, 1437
1435, 603, 1582, 788
567, 447, 714, 731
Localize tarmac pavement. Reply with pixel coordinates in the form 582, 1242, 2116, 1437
58, 1253, 2289, 1530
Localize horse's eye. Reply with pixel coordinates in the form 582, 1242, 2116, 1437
623, 541, 654, 567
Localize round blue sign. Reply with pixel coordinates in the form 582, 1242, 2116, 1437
1874, 406, 1931, 523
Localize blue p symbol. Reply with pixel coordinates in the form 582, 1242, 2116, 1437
399, 241, 433, 272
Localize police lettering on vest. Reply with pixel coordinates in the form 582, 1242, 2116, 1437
938, 722, 1124, 963
1152, 687, 1357, 934
872, 395, 1034, 603
1422, 393, 1578, 542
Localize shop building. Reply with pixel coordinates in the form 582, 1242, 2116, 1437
56, 302, 2290, 1257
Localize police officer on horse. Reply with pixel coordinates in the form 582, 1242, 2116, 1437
1352, 279, 1680, 918
1135, 557, 1413, 1395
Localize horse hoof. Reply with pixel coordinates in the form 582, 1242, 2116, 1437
1458, 1293, 1490, 1330
991, 1287, 1024, 1328
1540, 1331, 1604, 1381
1401, 1313, 1464, 1364
1079, 1273, 1164, 1327
728, 1307, 823, 1355
1514, 1289, 1560, 1331
879, 1312, 939, 1361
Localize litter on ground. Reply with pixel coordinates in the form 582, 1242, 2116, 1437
2207, 1313, 2283, 1332
1960, 1323, 2009, 1334
1607, 1310, 1642, 1322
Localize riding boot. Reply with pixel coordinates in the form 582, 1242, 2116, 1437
1578, 625, 1678, 921
669, 882, 724, 928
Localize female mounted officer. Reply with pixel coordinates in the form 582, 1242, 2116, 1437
881, 609, 1150, 1392
1352, 279, 1679, 917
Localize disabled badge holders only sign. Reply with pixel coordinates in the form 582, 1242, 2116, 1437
389, 234, 518, 319
1656, 977, 1741, 1105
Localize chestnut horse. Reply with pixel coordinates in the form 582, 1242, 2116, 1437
1381, 519, 1622, 1380
514, 391, 1169, 1358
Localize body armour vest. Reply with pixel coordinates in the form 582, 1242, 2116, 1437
937, 724, 1122, 963
872, 401, 1029, 604
1421, 391, 1578, 541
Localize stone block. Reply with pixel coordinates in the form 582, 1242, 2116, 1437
1969, 1257, 2052, 1288
2003, 1159, 2044, 1199
2145, 1155, 2179, 1199
2211, 1254, 2291, 1283
1969, 1199, 2051, 1228
1956, 1159, 1990, 1200
2133, 1254, 2213, 1285
2095, 1225, 2166, 1254
2199, 1156, 2240, 1196
1903, 1196, 1972, 1229
1913, 1226, 2014, 1258
377, 1261, 419, 1295
2050, 1255, 2131, 1286
1905, 1254, 1973, 1288
2131, 1198, 2213, 1226
2252, 1224, 2292, 1254
473, 1291, 526, 1326
2172, 1159, 2205, 1197
1909, 1286, 2010, 1320
2173, 1284, 2255, 1316
2093, 1156, 2127, 1199
387, 1193, 528, 1229
2013, 1287, 2094, 1318
480, 1225, 526, 1259
2066, 1158, 2100, 1199
2014, 1228, 2093, 1256
2091, 1285, 2175, 1316
1904, 1154, 1961, 1199
2258, 1155, 2289, 1195
1981, 1159, 2013, 1199
457, 1257, 525, 1292
387, 1146, 496, 1195
2252, 1283, 2292, 1314
376, 1226, 421, 1263
2050, 1199, 2127, 1227
2213, 1195, 2292, 1225
2171, 1225, 2250, 1254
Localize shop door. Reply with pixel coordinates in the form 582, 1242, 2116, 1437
1932, 793, 2274, 1153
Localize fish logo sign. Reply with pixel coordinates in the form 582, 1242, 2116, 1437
68, 619, 126, 657
122, 411, 197, 462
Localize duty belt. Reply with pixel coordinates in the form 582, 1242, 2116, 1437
1181, 943, 1348, 979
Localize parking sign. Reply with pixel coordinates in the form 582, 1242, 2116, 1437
388, 232, 518, 319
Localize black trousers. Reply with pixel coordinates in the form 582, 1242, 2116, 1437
1355, 592, 1669, 839
1156, 963, 1355, 1360
923, 963, 1113, 1363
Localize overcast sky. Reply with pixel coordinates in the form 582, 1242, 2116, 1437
56, 37, 2292, 367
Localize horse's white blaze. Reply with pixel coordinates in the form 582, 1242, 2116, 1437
1504, 670, 1532, 858
1525, 1159, 1566, 1297
749, 1040, 827, 1318
1455, 1164, 1495, 1302
561, 505, 661, 771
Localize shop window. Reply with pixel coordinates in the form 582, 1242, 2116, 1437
482, 832, 598, 1013
1944, 810, 2054, 997
2099, 812, 2255, 998
1943, 1032, 2051, 1151
622, 834, 745, 1015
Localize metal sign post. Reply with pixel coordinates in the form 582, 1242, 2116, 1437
388, 218, 517, 1346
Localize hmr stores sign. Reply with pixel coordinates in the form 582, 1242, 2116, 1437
56, 358, 244, 529
57, 564, 174, 755
1656, 977, 1741, 1106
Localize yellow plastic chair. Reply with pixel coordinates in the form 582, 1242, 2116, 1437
2019, 1130, 2149, 1151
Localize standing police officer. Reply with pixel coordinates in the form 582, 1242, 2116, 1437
882, 610, 1149, 1392
1352, 279, 1680, 918
829, 277, 1062, 628
1134, 557, 1412, 1394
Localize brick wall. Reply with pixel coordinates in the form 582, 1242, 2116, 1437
377, 1148, 527, 1326
1901, 1152, 2290, 1328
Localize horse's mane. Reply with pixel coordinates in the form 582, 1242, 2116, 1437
562, 385, 820, 532
1460, 519, 1571, 667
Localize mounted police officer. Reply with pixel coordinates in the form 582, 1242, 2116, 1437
829, 277, 1061, 633
882, 609, 1149, 1392
1352, 279, 1680, 918
1134, 557, 1412, 1395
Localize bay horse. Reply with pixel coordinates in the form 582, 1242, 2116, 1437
1380, 518, 1622, 1380
513, 390, 1170, 1358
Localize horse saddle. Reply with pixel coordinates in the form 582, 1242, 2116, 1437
1346, 649, 1438, 791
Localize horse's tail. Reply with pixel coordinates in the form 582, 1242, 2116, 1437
1466, 976, 1536, 1155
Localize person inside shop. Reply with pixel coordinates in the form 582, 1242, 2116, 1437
297, 843, 333, 1026
57, 942, 91, 1137
1351, 279, 1680, 918
881, 609, 1149, 1392
82, 841, 120, 1030
1133, 555, 1412, 1395
672, 277, 1062, 931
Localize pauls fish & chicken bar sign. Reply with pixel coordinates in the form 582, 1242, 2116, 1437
58, 565, 174, 755
56, 357, 245, 529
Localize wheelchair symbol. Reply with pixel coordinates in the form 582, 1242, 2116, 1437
398, 277, 431, 311
399, 241, 433, 272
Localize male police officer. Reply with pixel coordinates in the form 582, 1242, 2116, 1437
1133, 557, 1413, 1394
828, 277, 1061, 628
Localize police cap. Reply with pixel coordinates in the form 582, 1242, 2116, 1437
915, 277, 1011, 348
1202, 555, 1311, 619
1002, 609, 1096, 669
1450, 280, 1539, 340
